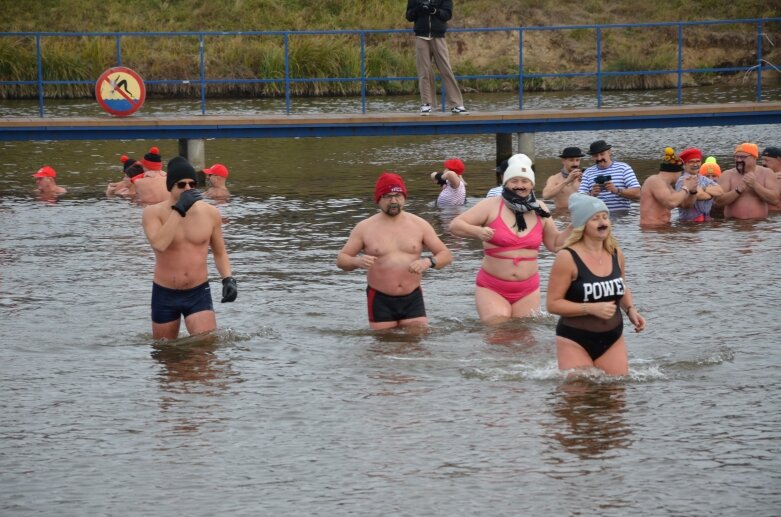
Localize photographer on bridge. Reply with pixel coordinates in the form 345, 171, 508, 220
405, 0, 468, 115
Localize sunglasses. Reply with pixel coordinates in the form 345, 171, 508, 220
176, 180, 197, 189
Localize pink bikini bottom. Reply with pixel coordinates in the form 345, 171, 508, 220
476, 268, 540, 304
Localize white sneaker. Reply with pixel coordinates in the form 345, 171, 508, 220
420, 104, 431, 115
451, 106, 469, 115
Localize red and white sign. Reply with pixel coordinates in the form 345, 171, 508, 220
95, 67, 146, 117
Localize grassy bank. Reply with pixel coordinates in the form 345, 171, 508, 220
0, 0, 778, 99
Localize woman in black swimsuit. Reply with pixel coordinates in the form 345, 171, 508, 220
547, 193, 646, 375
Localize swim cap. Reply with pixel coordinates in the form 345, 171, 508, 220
502, 154, 534, 186
699, 162, 721, 177
33, 165, 57, 178
203, 163, 229, 178
734, 143, 759, 158
443, 158, 465, 175
679, 148, 703, 163
569, 192, 609, 229
374, 172, 407, 203
166, 156, 197, 191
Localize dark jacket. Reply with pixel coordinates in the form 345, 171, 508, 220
405, 0, 453, 38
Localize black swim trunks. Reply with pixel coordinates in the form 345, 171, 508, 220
151, 281, 214, 324
366, 286, 426, 323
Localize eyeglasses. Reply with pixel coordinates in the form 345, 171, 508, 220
176, 181, 197, 189
382, 192, 403, 200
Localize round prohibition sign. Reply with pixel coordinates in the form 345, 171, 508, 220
95, 67, 146, 117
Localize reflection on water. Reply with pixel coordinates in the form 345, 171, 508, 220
547, 380, 632, 461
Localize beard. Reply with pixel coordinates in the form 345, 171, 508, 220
382, 203, 402, 216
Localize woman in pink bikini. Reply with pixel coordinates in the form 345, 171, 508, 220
449, 154, 571, 323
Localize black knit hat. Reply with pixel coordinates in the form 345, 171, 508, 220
166, 156, 197, 191
120, 155, 143, 177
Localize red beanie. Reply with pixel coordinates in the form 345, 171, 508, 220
374, 172, 407, 203
679, 148, 703, 163
443, 158, 465, 175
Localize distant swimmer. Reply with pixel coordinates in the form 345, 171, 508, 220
542, 146, 585, 210
578, 140, 641, 211
715, 143, 779, 220
134, 146, 168, 205
142, 157, 237, 340
760, 147, 781, 212
675, 148, 723, 222
202, 163, 231, 201
337, 172, 452, 330
32, 165, 67, 199
106, 155, 142, 198
547, 193, 646, 376
430, 157, 466, 206
639, 147, 699, 226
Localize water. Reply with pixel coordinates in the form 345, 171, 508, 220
1, 90, 781, 515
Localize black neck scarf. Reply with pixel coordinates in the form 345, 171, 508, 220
501, 187, 551, 231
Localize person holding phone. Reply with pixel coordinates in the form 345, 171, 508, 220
578, 140, 641, 211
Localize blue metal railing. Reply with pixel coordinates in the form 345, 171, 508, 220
1, 18, 778, 118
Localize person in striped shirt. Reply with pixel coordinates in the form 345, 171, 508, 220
578, 140, 641, 211
431, 157, 467, 206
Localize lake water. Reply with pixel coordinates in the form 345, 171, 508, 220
1, 90, 780, 515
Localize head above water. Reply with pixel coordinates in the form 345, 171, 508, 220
374, 172, 407, 203
166, 156, 197, 191
569, 192, 609, 229
502, 154, 534, 186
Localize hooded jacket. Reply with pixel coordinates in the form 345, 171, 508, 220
405, 0, 452, 38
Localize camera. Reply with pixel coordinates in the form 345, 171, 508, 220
594, 174, 612, 185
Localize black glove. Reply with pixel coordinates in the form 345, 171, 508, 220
434, 172, 446, 186
171, 189, 203, 217
221, 276, 237, 303
427, 4, 437, 14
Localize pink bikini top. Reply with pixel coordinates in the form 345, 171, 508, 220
484, 201, 543, 265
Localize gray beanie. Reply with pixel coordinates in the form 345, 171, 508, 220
569, 193, 609, 228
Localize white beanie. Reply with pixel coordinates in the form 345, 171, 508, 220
502, 154, 535, 186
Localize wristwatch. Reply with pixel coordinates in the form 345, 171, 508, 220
735, 187, 744, 195
427, 255, 437, 269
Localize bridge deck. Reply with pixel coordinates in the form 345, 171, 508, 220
2, 102, 780, 141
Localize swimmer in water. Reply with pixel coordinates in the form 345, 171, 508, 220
547, 193, 646, 376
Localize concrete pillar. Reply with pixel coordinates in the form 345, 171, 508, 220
496, 133, 513, 185
518, 132, 535, 159
178, 138, 206, 186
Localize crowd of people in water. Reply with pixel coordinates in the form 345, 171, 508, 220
30, 139, 780, 375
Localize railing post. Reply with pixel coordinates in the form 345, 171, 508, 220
360, 31, 366, 114
199, 33, 206, 114
518, 28, 524, 110
677, 24, 683, 105
596, 27, 602, 109
115, 33, 122, 65
284, 33, 291, 115
36, 33, 44, 118
756, 20, 764, 102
